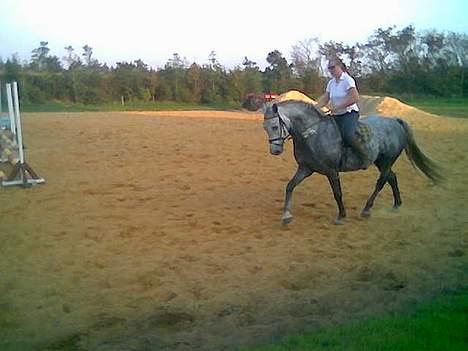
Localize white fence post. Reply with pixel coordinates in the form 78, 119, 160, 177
6, 83, 17, 134
12, 82, 25, 164
1, 81, 45, 187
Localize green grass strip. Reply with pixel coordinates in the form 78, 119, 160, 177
20, 101, 239, 113
243, 289, 468, 351
400, 97, 468, 119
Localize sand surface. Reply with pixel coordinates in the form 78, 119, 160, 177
0, 98, 467, 350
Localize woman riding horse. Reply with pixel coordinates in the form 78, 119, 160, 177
263, 92, 442, 225
316, 57, 370, 166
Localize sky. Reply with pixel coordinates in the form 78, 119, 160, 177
1, 0, 467, 69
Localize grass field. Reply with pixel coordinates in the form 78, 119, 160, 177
21, 100, 238, 113
243, 288, 468, 351
400, 96, 468, 119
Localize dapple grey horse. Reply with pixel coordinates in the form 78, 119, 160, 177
263, 100, 442, 225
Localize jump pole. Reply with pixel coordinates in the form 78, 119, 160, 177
6, 83, 17, 134
2, 82, 45, 187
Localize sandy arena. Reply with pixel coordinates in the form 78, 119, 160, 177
0, 98, 467, 350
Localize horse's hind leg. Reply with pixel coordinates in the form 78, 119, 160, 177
361, 168, 390, 218
387, 170, 402, 210
282, 166, 313, 225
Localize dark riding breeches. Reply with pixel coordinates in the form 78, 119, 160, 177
333, 110, 359, 146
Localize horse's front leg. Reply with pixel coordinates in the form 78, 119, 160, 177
326, 172, 347, 225
282, 166, 313, 225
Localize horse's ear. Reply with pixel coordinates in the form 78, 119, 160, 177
272, 104, 278, 113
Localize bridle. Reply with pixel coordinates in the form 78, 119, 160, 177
264, 106, 292, 145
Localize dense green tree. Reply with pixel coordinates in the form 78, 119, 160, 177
30, 41, 62, 72
241, 57, 263, 94
161, 53, 190, 101
112, 60, 151, 102
2, 55, 22, 83
185, 63, 203, 102
201, 50, 225, 103
445, 32, 468, 95
1, 25, 467, 108
358, 27, 395, 92
30, 41, 50, 70
264, 50, 295, 93
63, 45, 81, 68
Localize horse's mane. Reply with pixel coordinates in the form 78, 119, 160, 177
274, 90, 327, 119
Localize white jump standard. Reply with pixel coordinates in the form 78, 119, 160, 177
1, 81, 45, 187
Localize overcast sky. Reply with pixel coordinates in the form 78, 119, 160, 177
1, 0, 467, 69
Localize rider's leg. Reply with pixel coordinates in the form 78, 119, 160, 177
341, 111, 371, 166
333, 114, 346, 143
348, 136, 370, 163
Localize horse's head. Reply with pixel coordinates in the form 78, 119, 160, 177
263, 102, 291, 155
263, 100, 323, 155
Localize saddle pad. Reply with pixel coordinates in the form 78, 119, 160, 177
357, 122, 372, 143
274, 90, 331, 114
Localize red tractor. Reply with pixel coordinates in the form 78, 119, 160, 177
242, 92, 279, 111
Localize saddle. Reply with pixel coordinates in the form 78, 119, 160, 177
340, 122, 373, 171
356, 122, 372, 144
340, 122, 372, 148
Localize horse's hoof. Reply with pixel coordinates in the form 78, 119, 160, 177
391, 206, 400, 213
333, 218, 346, 225
360, 210, 371, 218
282, 216, 293, 226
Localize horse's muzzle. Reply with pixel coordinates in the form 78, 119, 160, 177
270, 143, 284, 155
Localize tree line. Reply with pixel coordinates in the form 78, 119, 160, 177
1, 25, 467, 106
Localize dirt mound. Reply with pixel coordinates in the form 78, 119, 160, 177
374, 96, 466, 133
376, 96, 417, 117
358, 95, 384, 116
359, 95, 427, 121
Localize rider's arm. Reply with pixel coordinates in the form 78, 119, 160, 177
316, 92, 330, 109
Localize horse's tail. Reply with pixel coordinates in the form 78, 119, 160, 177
397, 118, 444, 184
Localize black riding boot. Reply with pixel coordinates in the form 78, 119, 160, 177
349, 137, 371, 169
